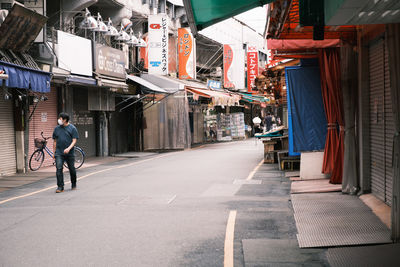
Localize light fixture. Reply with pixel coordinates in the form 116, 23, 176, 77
79, 8, 98, 30
104, 18, 119, 36
116, 26, 130, 41
121, 18, 132, 31
136, 32, 147, 47
126, 29, 139, 46
93, 13, 108, 32
3, 88, 11, 100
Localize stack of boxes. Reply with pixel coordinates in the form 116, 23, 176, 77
216, 112, 245, 141
217, 114, 232, 141
231, 113, 245, 139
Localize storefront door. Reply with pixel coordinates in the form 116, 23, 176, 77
369, 38, 395, 206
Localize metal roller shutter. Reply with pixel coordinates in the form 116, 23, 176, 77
73, 87, 97, 157
384, 39, 394, 206
73, 111, 96, 157
0, 90, 16, 176
369, 38, 394, 206
29, 87, 58, 167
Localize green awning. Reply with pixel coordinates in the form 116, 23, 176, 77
183, 0, 274, 36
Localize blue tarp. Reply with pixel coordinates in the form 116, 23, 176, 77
0, 60, 51, 93
285, 65, 327, 154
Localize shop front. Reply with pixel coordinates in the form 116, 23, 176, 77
0, 4, 50, 174
28, 86, 58, 168
94, 44, 128, 156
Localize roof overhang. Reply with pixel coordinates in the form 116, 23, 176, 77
183, 0, 273, 36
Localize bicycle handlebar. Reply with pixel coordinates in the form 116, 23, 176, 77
40, 131, 52, 140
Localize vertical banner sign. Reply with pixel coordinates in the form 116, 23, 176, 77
178, 28, 196, 80
148, 14, 168, 75
223, 44, 234, 88
247, 46, 259, 92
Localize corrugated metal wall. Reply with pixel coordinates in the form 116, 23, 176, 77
28, 87, 58, 168
0, 90, 16, 176
369, 38, 394, 206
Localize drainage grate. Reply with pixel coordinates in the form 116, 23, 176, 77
326, 244, 400, 267
291, 193, 392, 248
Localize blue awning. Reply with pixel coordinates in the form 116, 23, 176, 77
0, 60, 51, 93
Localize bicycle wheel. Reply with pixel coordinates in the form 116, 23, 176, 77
74, 147, 85, 169
29, 150, 44, 171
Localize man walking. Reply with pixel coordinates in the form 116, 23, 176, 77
52, 112, 79, 193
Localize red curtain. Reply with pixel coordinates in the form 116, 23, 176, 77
319, 48, 344, 184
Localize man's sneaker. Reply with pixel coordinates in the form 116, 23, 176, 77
71, 184, 77, 190
56, 187, 64, 193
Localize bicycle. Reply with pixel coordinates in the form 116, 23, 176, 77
29, 131, 85, 171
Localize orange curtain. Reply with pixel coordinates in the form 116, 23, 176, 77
319, 48, 344, 184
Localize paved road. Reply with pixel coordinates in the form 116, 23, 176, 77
0, 140, 267, 266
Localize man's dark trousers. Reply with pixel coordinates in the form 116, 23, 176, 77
55, 155, 76, 188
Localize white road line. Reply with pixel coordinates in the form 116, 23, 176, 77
0, 153, 174, 206
224, 210, 237, 267
246, 159, 264, 180
167, 194, 177, 204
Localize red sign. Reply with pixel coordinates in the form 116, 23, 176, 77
150, 24, 161, 29
247, 46, 259, 92
223, 44, 234, 89
178, 28, 194, 79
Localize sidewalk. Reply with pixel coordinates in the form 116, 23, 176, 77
0, 155, 140, 193
241, 163, 399, 266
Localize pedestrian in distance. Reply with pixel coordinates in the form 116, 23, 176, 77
52, 112, 79, 193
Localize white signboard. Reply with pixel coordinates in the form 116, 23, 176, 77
148, 14, 169, 75
57, 30, 93, 76
41, 112, 47, 122
224, 44, 245, 89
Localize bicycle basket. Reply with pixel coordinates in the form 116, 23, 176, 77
34, 138, 47, 149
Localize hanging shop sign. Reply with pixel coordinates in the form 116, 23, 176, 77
58, 30, 92, 76
148, 14, 169, 75
247, 46, 259, 92
223, 44, 245, 89
94, 44, 126, 79
223, 44, 234, 88
178, 28, 196, 80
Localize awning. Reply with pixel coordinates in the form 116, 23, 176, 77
167, 0, 183, 6
267, 39, 342, 50
140, 74, 184, 93
97, 77, 128, 90
67, 75, 97, 86
183, 0, 273, 35
186, 87, 240, 106
127, 74, 167, 93
239, 92, 274, 105
0, 60, 51, 93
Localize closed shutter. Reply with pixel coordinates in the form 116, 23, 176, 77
369, 39, 386, 203
73, 111, 96, 157
369, 38, 394, 206
29, 87, 58, 167
384, 40, 394, 206
0, 91, 16, 176
73, 87, 97, 157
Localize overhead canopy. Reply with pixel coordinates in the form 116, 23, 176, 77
267, 39, 341, 50
0, 60, 51, 93
183, 0, 273, 35
140, 74, 184, 93
127, 75, 166, 93
186, 87, 240, 106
